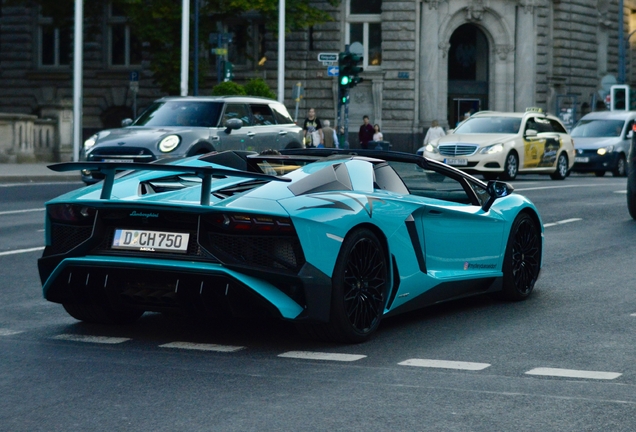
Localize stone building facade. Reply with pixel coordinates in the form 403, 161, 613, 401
0, 0, 633, 159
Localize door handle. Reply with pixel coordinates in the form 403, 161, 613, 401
278, 131, 288, 135
428, 209, 443, 216
247, 132, 256, 137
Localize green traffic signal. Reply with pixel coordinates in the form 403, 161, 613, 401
340, 75, 350, 86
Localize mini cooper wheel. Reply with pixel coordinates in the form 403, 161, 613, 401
501, 213, 541, 301
300, 229, 389, 343
613, 154, 627, 177
500, 152, 518, 181
550, 153, 568, 180
63, 303, 144, 325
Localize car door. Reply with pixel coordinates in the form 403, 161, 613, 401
399, 164, 507, 280
217, 103, 254, 151
522, 116, 549, 169
248, 103, 278, 152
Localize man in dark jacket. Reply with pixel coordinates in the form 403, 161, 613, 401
358, 115, 374, 149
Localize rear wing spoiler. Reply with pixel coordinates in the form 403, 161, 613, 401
48, 162, 290, 205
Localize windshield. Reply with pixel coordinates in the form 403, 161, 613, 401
570, 119, 625, 137
454, 117, 522, 134
133, 101, 223, 127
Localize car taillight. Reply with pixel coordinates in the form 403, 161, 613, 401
206, 213, 294, 233
48, 204, 96, 225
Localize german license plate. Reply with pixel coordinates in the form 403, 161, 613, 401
112, 229, 190, 253
444, 158, 468, 166
574, 157, 589, 163
103, 159, 134, 163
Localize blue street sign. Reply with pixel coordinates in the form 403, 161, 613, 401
129, 71, 139, 82
327, 66, 339, 77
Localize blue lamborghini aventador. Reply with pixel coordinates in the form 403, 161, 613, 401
38, 149, 543, 343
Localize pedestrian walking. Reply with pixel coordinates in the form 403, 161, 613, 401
424, 120, 446, 145
302, 108, 323, 147
373, 124, 383, 142
322, 120, 339, 148
358, 115, 374, 149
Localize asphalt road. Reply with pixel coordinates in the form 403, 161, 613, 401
1, 175, 635, 431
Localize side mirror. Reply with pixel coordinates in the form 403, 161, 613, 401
627, 130, 633, 139
224, 118, 243, 134
524, 129, 538, 138
121, 118, 133, 127
482, 180, 514, 212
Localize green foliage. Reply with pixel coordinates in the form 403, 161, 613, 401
243, 78, 276, 99
211, 81, 246, 96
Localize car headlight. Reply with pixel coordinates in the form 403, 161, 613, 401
425, 144, 438, 153
158, 135, 181, 153
597, 145, 614, 156
479, 143, 504, 154
84, 134, 98, 150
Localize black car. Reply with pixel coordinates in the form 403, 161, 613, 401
81, 96, 304, 184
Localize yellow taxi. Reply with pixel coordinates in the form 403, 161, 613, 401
418, 108, 575, 180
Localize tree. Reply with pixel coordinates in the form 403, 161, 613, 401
243, 78, 276, 99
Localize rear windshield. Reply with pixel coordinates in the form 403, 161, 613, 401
133, 101, 223, 127
570, 119, 625, 137
454, 117, 521, 134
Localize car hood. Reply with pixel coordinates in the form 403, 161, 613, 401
93, 127, 204, 148
570, 136, 622, 149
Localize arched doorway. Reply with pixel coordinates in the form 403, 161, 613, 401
447, 24, 489, 127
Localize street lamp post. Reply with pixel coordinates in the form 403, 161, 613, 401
619, 0, 626, 84
278, 0, 285, 103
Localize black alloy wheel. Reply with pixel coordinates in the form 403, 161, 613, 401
501, 152, 518, 180
550, 153, 568, 180
303, 229, 388, 343
501, 213, 541, 301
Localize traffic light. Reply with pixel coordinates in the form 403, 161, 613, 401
611, 85, 629, 111
222, 60, 234, 82
338, 51, 364, 98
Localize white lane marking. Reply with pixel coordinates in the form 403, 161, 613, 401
278, 351, 366, 362
543, 218, 582, 228
36, 229, 44, 232
614, 190, 627, 194
630, 313, 636, 317
0, 329, 23, 336
515, 184, 622, 192
54, 334, 131, 344
398, 359, 491, 371
525, 367, 622, 380
159, 341, 245, 352
0, 208, 44, 216
0, 246, 45, 257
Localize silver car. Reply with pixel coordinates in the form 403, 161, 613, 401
570, 110, 636, 177
82, 96, 304, 183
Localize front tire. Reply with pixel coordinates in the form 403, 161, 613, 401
299, 229, 388, 343
63, 303, 144, 325
501, 213, 541, 301
612, 154, 627, 177
550, 153, 568, 180
501, 152, 518, 180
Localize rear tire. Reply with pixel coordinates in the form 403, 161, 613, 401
550, 153, 568, 180
594, 171, 606, 177
482, 173, 499, 181
500, 213, 541, 301
63, 303, 144, 325
298, 229, 388, 343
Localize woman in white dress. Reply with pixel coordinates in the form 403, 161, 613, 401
424, 120, 446, 145
373, 124, 383, 142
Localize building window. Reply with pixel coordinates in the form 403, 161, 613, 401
108, 4, 141, 67
346, 0, 382, 68
216, 20, 265, 70
38, 16, 71, 67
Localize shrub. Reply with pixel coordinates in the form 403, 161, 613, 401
211, 81, 246, 96
243, 78, 276, 99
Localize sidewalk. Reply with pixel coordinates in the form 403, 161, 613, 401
0, 163, 81, 183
